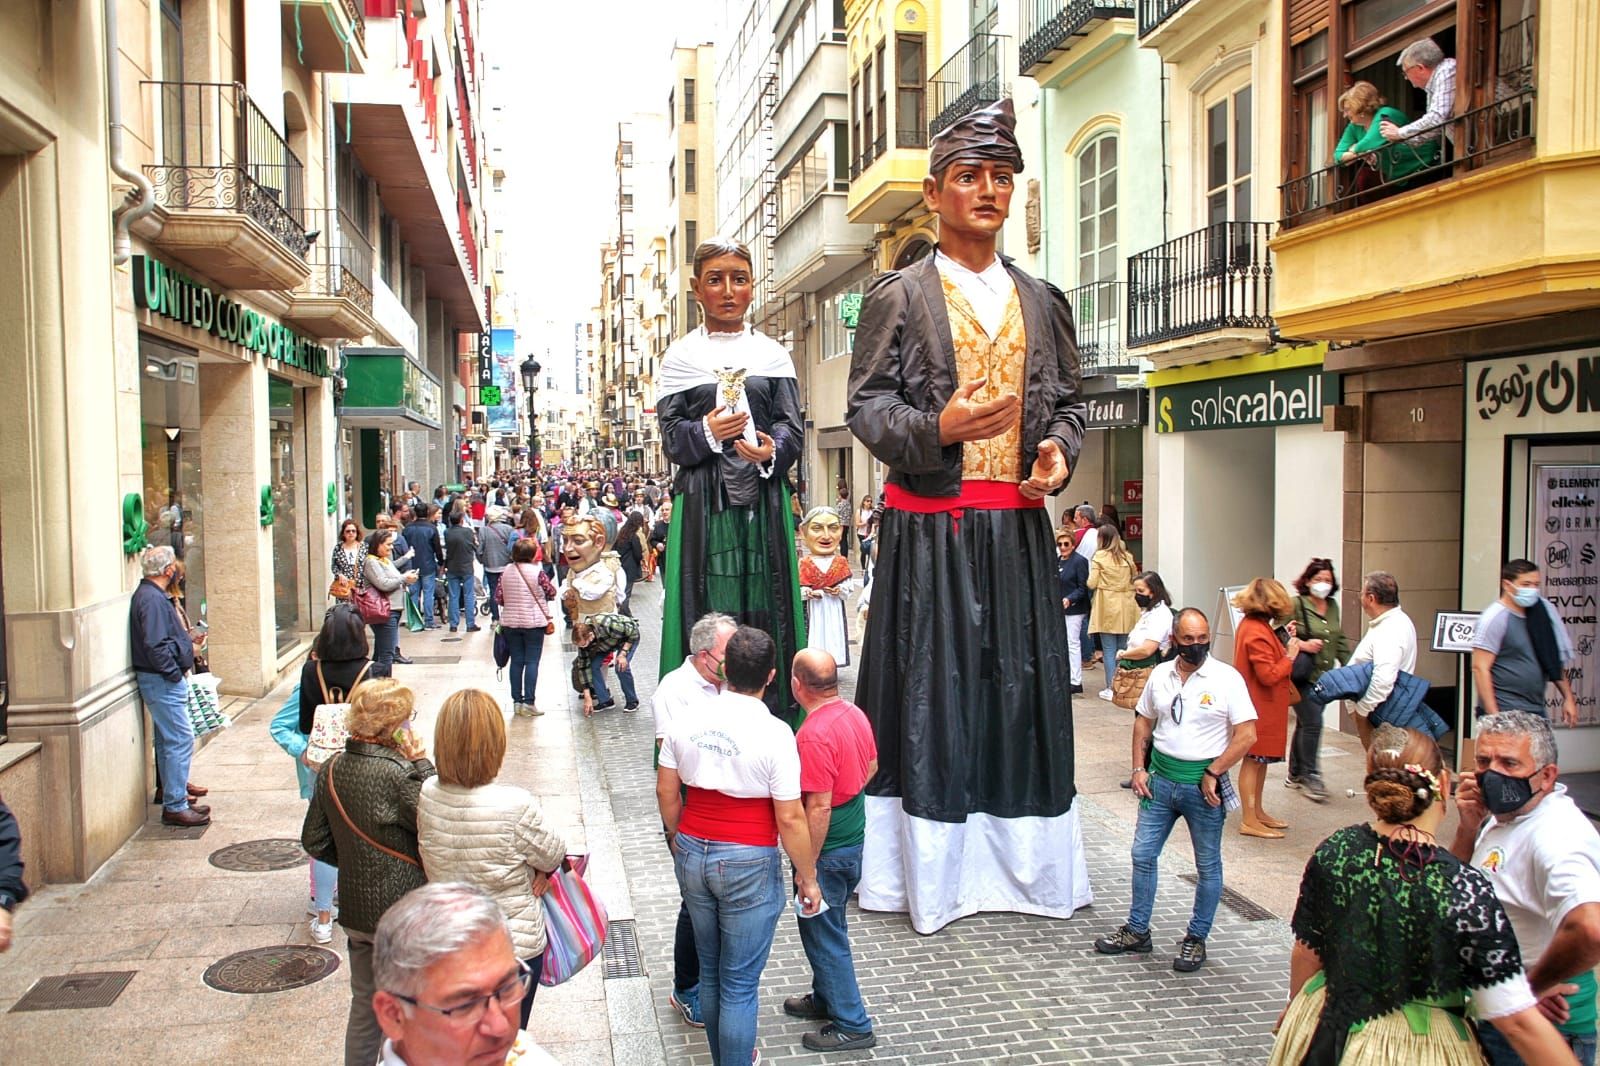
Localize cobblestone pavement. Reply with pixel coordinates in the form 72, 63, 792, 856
588, 578, 1291, 1065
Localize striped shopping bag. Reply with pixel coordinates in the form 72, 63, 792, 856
539, 854, 608, 986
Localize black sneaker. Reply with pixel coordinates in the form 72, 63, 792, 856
783, 993, 829, 1020
624, 700, 640, 711
802, 1024, 877, 1053
593, 699, 616, 711
1093, 924, 1152, 955
1173, 935, 1207, 972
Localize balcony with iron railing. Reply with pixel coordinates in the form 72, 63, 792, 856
1280, 19, 1537, 229
1136, 0, 1193, 38
928, 33, 1007, 138
284, 208, 379, 339
1065, 280, 1139, 375
1020, 0, 1134, 76
1126, 221, 1274, 358
143, 80, 312, 290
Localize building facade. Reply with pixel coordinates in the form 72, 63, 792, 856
0, 0, 490, 885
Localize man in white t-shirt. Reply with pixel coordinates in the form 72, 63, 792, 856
656, 626, 821, 1066
1452, 711, 1600, 1066
650, 611, 737, 1030
1094, 608, 1257, 975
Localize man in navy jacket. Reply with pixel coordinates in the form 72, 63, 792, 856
130, 545, 209, 826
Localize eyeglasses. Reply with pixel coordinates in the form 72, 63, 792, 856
389, 960, 532, 1028
1171, 693, 1185, 725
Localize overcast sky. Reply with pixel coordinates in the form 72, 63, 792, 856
481, 0, 720, 340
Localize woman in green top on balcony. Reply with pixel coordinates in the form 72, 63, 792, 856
1334, 81, 1439, 200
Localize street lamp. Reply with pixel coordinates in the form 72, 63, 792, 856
519, 356, 541, 468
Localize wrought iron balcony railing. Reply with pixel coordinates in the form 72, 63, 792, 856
303, 207, 375, 315
1280, 17, 1538, 228
338, 0, 366, 50
1020, 0, 1134, 73
851, 132, 889, 179
144, 81, 309, 259
1126, 222, 1274, 347
1137, 0, 1193, 37
928, 33, 1006, 139
1064, 280, 1134, 374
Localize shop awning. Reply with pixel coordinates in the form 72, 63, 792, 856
337, 346, 443, 431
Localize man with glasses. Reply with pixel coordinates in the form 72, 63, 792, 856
1452, 711, 1600, 1066
650, 612, 738, 1028
371, 882, 560, 1066
1094, 608, 1257, 973
1380, 37, 1458, 152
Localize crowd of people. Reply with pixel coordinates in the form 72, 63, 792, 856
15, 61, 1574, 1066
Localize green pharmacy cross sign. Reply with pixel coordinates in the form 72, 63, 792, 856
479, 384, 502, 406
839, 293, 864, 329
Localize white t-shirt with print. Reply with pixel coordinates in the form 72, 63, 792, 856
1472, 785, 1600, 971
1127, 603, 1175, 655
653, 655, 720, 741
1136, 655, 1257, 762
659, 691, 801, 801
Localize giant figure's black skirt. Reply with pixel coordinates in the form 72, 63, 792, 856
859, 503, 1077, 822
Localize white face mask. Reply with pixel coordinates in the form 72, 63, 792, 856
1309, 581, 1333, 599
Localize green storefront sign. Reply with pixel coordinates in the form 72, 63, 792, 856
338, 347, 443, 431
1154, 367, 1329, 433
132, 255, 331, 377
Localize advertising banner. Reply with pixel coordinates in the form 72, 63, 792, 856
488, 327, 520, 436
1534, 465, 1599, 724
1154, 367, 1327, 433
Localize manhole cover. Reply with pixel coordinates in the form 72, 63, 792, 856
1178, 874, 1276, 922
603, 919, 644, 979
404, 655, 461, 665
203, 946, 340, 994
11, 971, 136, 1012
209, 839, 307, 872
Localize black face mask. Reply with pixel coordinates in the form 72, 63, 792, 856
1175, 642, 1209, 666
1479, 767, 1544, 816
1135, 593, 1154, 609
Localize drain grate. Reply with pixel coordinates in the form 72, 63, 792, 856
11, 971, 137, 1012
1178, 874, 1277, 922
209, 839, 306, 872
203, 946, 340, 994
602, 919, 645, 979
402, 655, 461, 665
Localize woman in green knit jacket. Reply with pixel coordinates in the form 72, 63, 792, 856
1334, 80, 1438, 197
1284, 558, 1353, 803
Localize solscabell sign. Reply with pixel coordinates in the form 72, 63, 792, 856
133, 255, 331, 377
1154, 367, 1327, 433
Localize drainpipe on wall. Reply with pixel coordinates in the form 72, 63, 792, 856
105, 0, 155, 265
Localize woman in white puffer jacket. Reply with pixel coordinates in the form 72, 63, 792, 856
417, 688, 567, 1029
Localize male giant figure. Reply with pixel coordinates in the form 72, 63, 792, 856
846, 98, 1091, 933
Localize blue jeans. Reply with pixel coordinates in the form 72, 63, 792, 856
673, 834, 785, 1066
590, 656, 638, 705
485, 569, 503, 622
310, 856, 338, 914
446, 573, 476, 629
136, 671, 195, 812
1481, 1018, 1597, 1066
1128, 773, 1225, 940
408, 571, 437, 626
796, 843, 872, 1034
369, 609, 399, 676
503, 626, 546, 705
1100, 631, 1129, 688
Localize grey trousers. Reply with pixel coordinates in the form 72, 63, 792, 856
344, 930, 383, 1066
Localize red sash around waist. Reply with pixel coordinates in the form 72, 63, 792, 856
884, 481, 1043, 529
679, 787, 779, 847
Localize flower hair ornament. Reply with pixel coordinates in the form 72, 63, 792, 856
1404, 763, 1442, 803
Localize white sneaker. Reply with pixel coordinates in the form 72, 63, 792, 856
310, 918, 334, 945
1098, 688, 1114, 702
514, 702, 542, 717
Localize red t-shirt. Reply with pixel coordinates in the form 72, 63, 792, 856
796, 698, 877, 803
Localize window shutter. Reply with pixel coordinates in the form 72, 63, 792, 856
1287, 0, 1329, 45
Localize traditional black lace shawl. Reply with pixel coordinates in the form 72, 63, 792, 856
1290, 823, 1525, 1066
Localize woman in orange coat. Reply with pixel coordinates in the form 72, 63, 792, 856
1231, 578, 1304, 839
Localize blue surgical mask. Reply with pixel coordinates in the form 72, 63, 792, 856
1512, 587, 1540, 608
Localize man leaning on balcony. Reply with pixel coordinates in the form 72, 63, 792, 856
1380, 38, 1457, 152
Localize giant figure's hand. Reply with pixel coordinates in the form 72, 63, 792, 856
1020, 439, 1069, 500
733, 431, 775, 465
706, 405, 750, 443
938, 378, 1020, 445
